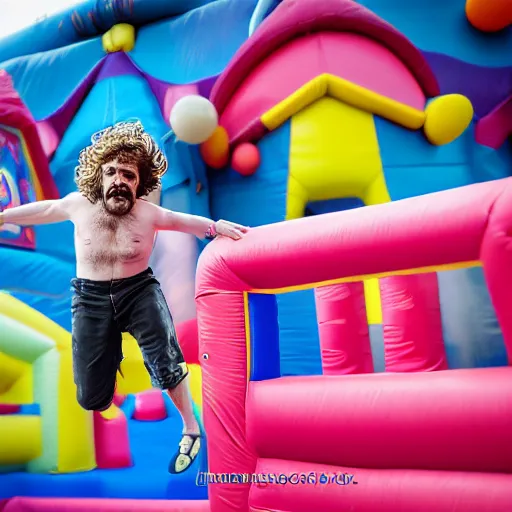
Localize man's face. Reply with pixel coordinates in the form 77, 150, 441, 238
101, 159, 139, 216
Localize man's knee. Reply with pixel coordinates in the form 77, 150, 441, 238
160, 362, 189, 391
76, 387, 113, 411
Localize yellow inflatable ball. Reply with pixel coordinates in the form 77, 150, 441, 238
169, 95, 219, 145
423, 94, 474, 146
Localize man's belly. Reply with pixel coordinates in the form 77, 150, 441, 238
75, 245, 152, 281
75, 259, 151, 281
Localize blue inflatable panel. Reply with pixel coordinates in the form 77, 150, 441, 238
9, 292, 72, 332
0, 247, 74, 297
1, 38, 104, 121
277, 289, 323, 377
18, 404, 40, 415
306, 197, 365, 216
131, 0, 257, 83
358, 0, 512, 67
369, 324, 385, 373
375, 117, 511, 201
438, 267, 508, 369
0, 0, 219, 64
249, 293, 281, 381
249, 0, 281, 35
160, 137, 209, 199
209, 121, 290, 227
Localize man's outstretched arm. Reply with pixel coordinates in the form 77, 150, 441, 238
153, 205, 248, 240
0, 192, 78, 227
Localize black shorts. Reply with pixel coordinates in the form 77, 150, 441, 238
70, 267, 188, 411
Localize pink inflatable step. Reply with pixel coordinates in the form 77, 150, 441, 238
247, 367, 512, 473
93, 407, 132, 469
133, 389, 167, 421
251, 458, 512, 512
3, 498, 210, 512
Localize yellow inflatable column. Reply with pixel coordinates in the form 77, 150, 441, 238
287, 97, 388, 325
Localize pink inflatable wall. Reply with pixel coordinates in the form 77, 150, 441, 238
196, 178, 512, 512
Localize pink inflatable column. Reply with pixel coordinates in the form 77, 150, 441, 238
314, 283, 373, 374
480, 182, 512, 364
380, 273, 448, 372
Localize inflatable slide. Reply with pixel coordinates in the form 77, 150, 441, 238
0, 0, 511, 511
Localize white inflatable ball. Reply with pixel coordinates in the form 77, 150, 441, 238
169, 95, 219, 145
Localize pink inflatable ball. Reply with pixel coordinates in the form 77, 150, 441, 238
231, 143, 261, 176
133, 389, 168, 421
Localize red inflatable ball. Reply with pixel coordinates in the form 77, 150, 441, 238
231, 143, 261, 176
200, 125, 230, 169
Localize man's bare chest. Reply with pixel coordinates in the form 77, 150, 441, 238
75, 210, 154, 265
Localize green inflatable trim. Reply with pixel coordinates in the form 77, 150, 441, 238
0, 314, 55, 363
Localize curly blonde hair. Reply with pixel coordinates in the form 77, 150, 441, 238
75, 121, 167, 203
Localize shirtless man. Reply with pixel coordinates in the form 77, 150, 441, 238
0, 121, 248, 474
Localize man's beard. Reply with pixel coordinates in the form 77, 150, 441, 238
102, 184, 135, 216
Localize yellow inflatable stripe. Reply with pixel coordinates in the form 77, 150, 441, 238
250, 261, 481, 295
188, 364, 203, 407
364, 278, 383, 325
261, 73, 426, 133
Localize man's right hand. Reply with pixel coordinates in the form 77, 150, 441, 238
0, 211, 4, 228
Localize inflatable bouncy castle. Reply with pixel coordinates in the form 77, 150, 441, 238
0, 0, 511, 511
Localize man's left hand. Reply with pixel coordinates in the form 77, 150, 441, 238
215, 219, 249, 240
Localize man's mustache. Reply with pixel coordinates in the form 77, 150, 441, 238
107, 185, 132, 199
